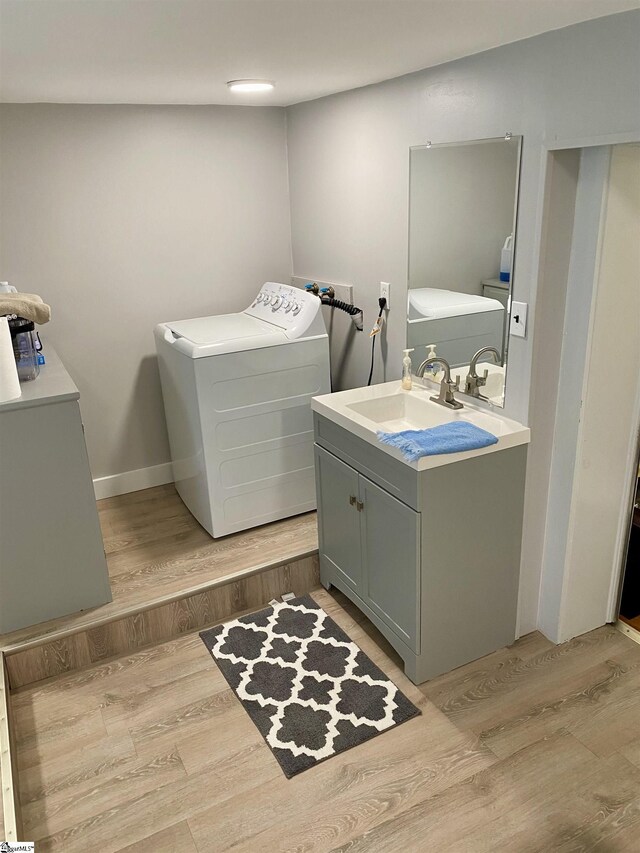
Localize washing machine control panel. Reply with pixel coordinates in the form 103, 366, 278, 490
245, 282, 325, 339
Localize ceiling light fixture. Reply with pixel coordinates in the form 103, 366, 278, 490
227, 79, 275, 94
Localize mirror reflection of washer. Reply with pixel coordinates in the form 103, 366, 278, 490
155, 282, 330, 537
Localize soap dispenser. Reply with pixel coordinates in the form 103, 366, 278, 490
401, 348, 414, 390
424, 344, 440, 380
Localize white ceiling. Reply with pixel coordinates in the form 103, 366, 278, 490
1, 0, 638, 106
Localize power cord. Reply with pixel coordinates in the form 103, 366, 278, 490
304, 283, 364, 331
320, 296, 364, 331
367, 297, 387, 386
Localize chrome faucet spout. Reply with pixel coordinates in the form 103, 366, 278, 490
416, 356, 463, 410
416, 356, 450, 382
465, 346, 501, 397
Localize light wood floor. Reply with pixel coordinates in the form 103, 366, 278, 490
11, 585, 640, 852
1, 485, 318, 650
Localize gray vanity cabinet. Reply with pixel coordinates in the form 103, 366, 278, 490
358, 476, 420, 652
313, 411, 527, 684
314, 447, 362, 594
0, 346, 112, 633
315, 445, 420, 653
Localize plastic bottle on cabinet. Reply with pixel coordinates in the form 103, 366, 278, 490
500, 234, 513, 282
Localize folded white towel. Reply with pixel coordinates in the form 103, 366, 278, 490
0, 292, 51, 324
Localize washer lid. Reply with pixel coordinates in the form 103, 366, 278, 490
408, 288, 504, 321
164, 312, 286, 356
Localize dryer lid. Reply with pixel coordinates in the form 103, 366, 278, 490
164, 313, 286, 356
408, 288, 504, 321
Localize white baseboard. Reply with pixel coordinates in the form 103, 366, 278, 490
93, 462, 174, 500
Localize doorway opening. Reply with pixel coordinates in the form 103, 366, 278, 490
533, 142, 640, 644
617, 443, 640, 642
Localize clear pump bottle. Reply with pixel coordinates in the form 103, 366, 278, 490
424, 343, 440, 380
402, 348, 414, 390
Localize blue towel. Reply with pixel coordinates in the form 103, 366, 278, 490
377, 420, 498, 462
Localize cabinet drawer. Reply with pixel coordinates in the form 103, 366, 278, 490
313, 413, 420, 510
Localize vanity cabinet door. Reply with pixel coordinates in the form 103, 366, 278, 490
315, 446, 362, 593
359, 475, 420, 653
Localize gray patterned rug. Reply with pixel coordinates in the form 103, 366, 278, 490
200, 594, 420, 777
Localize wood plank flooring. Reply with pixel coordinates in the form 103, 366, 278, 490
4, 555, 319, 689
11, 586, 640, 852
0, 484, 319, 651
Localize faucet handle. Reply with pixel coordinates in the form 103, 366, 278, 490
453, 375, 461, 391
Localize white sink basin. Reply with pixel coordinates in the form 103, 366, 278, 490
347, 391, 509, 435
312, 381, 530, 470
347, 392, 448, 431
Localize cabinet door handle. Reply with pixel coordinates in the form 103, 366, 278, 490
349, 495, 357, 506
356, 500, 364, 512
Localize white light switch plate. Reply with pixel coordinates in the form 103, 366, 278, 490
510, 301, 528, 338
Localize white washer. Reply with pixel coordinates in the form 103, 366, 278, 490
155, 282, 330, 538
407, 287, 505, 369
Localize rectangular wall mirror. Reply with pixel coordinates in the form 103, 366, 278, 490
406, 135, 522, 407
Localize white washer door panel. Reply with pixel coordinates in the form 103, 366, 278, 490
211, 363, 322, 412
194, 338, 330, 536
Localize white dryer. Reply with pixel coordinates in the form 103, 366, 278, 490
407, 287, 505, 369
155, 282, 330, 538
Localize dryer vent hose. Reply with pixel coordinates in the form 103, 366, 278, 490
320, 297, 364, 331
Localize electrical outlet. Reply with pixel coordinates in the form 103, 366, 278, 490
510, 301, 528, 338
380, 281, 391, 308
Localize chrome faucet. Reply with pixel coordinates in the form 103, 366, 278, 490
465, 346, 501, 398
416, 356, 463, 410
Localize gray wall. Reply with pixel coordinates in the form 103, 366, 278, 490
0, 104, 292, 480
285, 10, 640, 634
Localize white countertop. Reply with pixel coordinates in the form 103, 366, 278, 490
0, 344, 79, 413
312, 379, 530, 471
